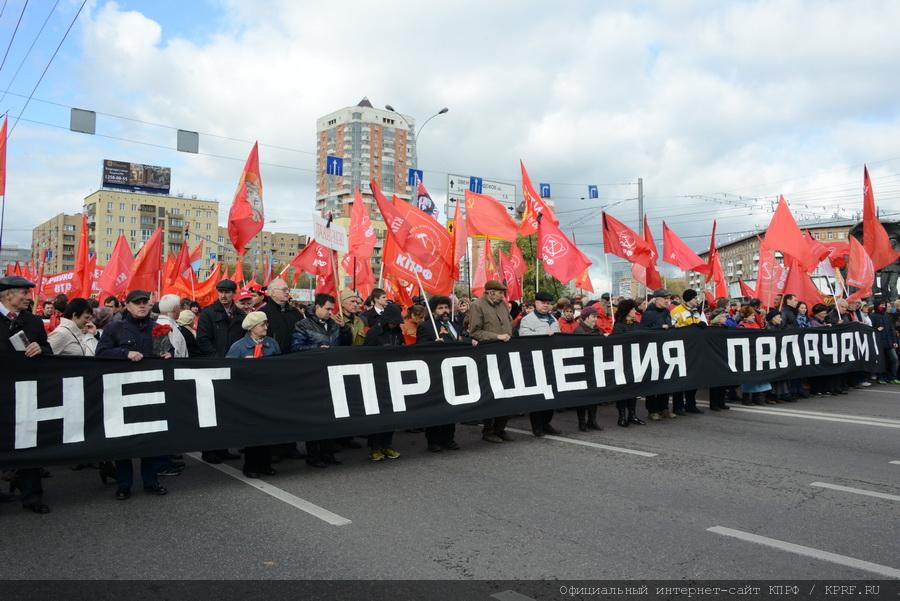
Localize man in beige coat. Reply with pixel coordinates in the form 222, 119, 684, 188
467, 280, 514, 443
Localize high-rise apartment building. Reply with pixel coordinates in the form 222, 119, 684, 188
82, 189, 219, 278
31, 213, 85, 273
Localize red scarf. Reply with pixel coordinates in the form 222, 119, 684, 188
253, 342, 263, 358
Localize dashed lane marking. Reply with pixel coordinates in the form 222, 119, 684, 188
504, 428, 658, 457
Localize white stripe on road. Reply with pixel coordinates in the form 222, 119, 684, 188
810, 481, 900, 503
707, 526, 900, 578
890, 461, 900, 466
187, 453, 351, 526
491, 591, 538, 601
696, 403, 900, 429
860, 388, 900, 395
505, 428, 658, 457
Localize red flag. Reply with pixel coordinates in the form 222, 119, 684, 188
823, 241, 850, 269
846, 235, 875, 302
471, 239, 499, 298
519, 160, 558, 235
465, 190, 518, 241
498, 250, 523, 301
175, 262, 221, 306
0, 116, 7, 196
169, 242, 192, 286
804, 231, 831, 270
341, 253, 375, 299
783, 257, 824, 308
738, 278, 754, 298
632, 215, 662, 290
371, 179, 412, 247
189, 240, 204, 267
383, 271, 415, 309
232, 257, 245, 287
98, 235, 134, 300
71, 214, 89, 297
509, 243, 527, 278
451, 194, 468, 281
662, 222, 708, 274
316, 249, 337, 297
84, 254, 97, 298
706, 221, 728, 298
128, 227, 163, 294
754, 243, 787, 308
863, 166, 900, 270
539, 214, 591, 284
761, 196, 817, 271
227, 142, 264, 255
703, 290, 715, 307
602, 212, 652, 267
348, 188, 377, 258
575, 269, 594, 293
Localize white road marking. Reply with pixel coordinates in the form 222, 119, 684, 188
707, 526, 900, 578
505, 428, 658, 457
810, 481, 900, 502
890, 461, 900, 466
491, 591, 538, 601
187, 453, 352, 526
695, 402, 900, 429
859, 388, 900, 395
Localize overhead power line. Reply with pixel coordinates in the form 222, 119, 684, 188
0, 0, 28, 74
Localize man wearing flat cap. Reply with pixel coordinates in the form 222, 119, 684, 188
195, 279, 245, 463
0, 276, 53, 513
468, 279, 515, 443
519, 291, 562, 436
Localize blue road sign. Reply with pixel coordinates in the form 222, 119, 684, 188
588, 185, 599, 199
469, 176, 483, 193
325, 155, 344, 176
540, 183, 551, 198
408, 168, 424, 186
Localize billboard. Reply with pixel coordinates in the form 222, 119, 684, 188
102, 160, 171, 194
446, 174, 517, 219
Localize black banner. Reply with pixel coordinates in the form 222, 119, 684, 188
0, 324, 879, 467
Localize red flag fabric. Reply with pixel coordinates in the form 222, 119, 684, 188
804, 231, 831, 270
662, 222, 708, 274
465, 190, 518, 241
539, 214, 591, 284
519, 160, 559, 236
706, 221, 728, 298
783, 257, 824, 308
498, 250, 523, 301
348, 188, 377, 258
471, 239, 500, 298
175, 262, 221, 306
575, 269, 594, 293
189, 240, 204, 268
231, 257, 245, 287
632, 215, 662, 290
509, 243, 527, 278
703, 290, 715, 308
0, 116, 7, 196
761, 196, 818, 271
371, 179, 412, 248
754, 244, 787, 308
169, 242, 192, 286
128, 227, 163, 294
71, 214, 89, 298
738, 278, 754, 298
846, 235, 875, 302
383, 271, 415, 309
84, 254, 97, 299
227, 142, 264, 255
98, 235, 134, 300
341, 253, 375, 299
602, 212, 652, 268
863, 166, 900, 270
287, 239, 335, 295
451, 194, 468, 281
823, 241, 850, 269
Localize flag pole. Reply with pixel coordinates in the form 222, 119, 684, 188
330, 249, 344, 321
824, 275, 842, 318
408, 253, 440, 338
466, 238, 472, 300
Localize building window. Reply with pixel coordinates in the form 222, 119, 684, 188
119, 216, 125, 223
119, 203, 125, 210
837, 232, 845, 239
827, 232, 834, 240
206, 223, 211, 230
107, 202, 113, 210
106, 240, 112, 249
64, 224, 75, 232
328, 118, 336, 126
130, 230, 137, 238
106, 228, 112, 235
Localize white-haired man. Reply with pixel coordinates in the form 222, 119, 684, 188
156, 294, 189, 358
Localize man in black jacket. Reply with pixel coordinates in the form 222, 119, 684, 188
260, 277, 302, 354
641, 288, 674, 420
195, 279, 244, 463
0, 276, 52, 513
416, 295, 462, 451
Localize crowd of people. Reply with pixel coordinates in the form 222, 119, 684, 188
1, 272, 894, 515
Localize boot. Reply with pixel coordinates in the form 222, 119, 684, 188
741, 393, 752, 406
586, 407, 602, 430
576, 408, 588, 432
627, 400, 645, 425
616, 404, 628, 427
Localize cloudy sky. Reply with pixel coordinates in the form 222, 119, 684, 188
3, 0, 900, 286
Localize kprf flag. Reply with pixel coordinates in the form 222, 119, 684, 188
519, 160, 558, 236
662, 222, 708, 274
863, 166, 900, 270
539, 214, 591, 284
846, 235, 875, 302
602, 212, 652, 268
508, 243, 527, 278
465, 189, 518, 241
227, 142, 264, 255
97, 235, 134, 300
761, 196, 818, 272
128, 227, 163, 294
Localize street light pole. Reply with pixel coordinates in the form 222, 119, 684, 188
385, 105, 449, 170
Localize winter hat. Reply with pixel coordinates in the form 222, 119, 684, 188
242, 311, 268, 331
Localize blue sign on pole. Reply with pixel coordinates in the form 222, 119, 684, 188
539, 183, 551, 198
325, 155, 344, 176
408, 168, 424, 186
588, 185, 599, 199
469, 176, 483, 193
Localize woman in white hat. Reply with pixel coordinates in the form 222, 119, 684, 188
226, 311, 280, 477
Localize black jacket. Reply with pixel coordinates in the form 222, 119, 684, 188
640, 304, 671, 330
196, 301, 245, 357
0, 308, 52, 355
96, 311, 156, 358
416, 317, 463, 343
291, 316, 350, 351
612, 321, 639, 335
361, 307, 385, 330
364, 323, 405, 347
179, 325, 203, 358
261, 300, 303, 354
780, 306, 799, 328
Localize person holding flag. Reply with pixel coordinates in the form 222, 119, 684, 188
669, 289, 704, 415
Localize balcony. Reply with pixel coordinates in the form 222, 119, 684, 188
169, 219, 185, 229
139, 204, 156, 213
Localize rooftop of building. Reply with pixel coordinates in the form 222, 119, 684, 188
85, 189, 218, 205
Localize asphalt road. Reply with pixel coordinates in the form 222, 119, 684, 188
1, 386, 898, 580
